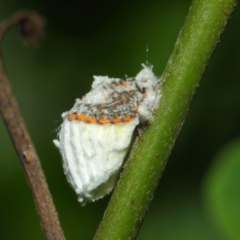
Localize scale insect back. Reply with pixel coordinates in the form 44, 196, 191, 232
53, 64, 161, 205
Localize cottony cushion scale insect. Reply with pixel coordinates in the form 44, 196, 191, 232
53, 64, 161, 205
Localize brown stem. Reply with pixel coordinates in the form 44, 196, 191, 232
0, 10, 66, 240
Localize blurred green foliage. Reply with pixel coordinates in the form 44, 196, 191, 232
0, 0, 240, 239
203, 139, 240, 240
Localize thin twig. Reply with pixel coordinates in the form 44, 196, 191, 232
0, 10, 65, 240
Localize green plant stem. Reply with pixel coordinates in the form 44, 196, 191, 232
94, 0, 238, 239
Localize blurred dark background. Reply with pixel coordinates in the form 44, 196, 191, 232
1, 0, 240, 239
